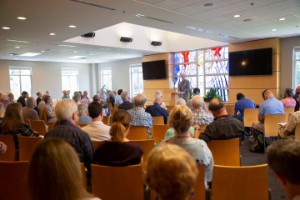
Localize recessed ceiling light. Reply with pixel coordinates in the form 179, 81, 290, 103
234, 14, 240, 18
272, 28, 277, 31
279, 17, 286, 21
41, 50, 45, 53
15, 46, 20, 49
2, 26, 10, 30
136, 14, 145, 17
7, 39, 28, 43
58, 44, 77, 48
17, 16, 27, 20
90, 54, 94, 56
68, 25, 77, 28
49, 32, 56, 36
20, 52, 41, 57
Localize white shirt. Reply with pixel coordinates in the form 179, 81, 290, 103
81, 121, 111, 141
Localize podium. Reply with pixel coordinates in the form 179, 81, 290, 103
165, 89, 180, 106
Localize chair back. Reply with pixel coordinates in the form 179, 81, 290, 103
91, 164, 144, 200
81, 163, 87, 189
264, 114, 286, 137
243, 108, 259, 127
113, 103, 119, 110
39, 108, 47, 123
211, 164, 269, 200
18, 136, 42, 161
284, 107, 294, 121
166, 105, 174, 113
30, 120, 47, 135
102, 116, 110, 125
127, 126, 147, 140
152, 116, 164, 125
295, 123, 300, 141
79, 123, 88, 127
0, 161, 30, 200
110, 109, 117, 116
194, 125, 207, 138
225, 104, 235, 115
23, 118, 31, 127
131, 139, 155, 167
208, 138, 240, 166
0, 134, 15, 161
152, 124, 169, 144
47, 121, 56, 132
92, 140, 104, 151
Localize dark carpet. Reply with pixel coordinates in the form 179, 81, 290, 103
240, 137, 287, 200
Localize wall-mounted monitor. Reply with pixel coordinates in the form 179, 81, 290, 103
229, 48, 273, 76
142, 60, 167, 80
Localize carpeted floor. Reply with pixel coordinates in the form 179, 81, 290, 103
240, 138, 287, 200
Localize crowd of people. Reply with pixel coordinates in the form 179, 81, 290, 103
1, 84, 300, 200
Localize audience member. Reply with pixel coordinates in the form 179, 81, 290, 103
99, 89, 108, 115
62, 90, 70, 99
281, 88, 296, 108
80, 90, 90, 104
22, 97, 39, 122
28, 138, 100, 200
176, 98, 186, 106
267, 139, 300, 200
252, 89, 284, 133
92, 94, 100, 103
128, 93, 153, 138
107, 90, 115, 108
144, 143, 198, 200
199, 98, 245, 143
77, 104, 92, 125
94, 110, 143, 166
82, 102, 110, 141
118, 91, 134, 110
187, 87, 200, 109
115, 89, 123, 105
234, 93, 256, 122
73, 91, 82, 105
0, 141, 8, 154
165, 105, 213, 187
7, 92, 15, 103
43, 95, 56, 122
145, 91, 169, 124
0, 95, 9, 118
44, 99, 94, 173
178, 73, 190, 102
36, 92, 42, 106
191, 96, 213, 126
17, 91, 28, 107
0, 103, 38, 136
293, 86, 300, 111
278, 111, 300, 138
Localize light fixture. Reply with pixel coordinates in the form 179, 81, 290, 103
49, 32, 56, 36
68, 25, 77, 28
279, 17, 286, 21
20, 52, 41, 57
151, 41, 162, 46
234, 14, 240, 18
15, 46, 20, 49
272, 28, 277, 31
2, 26, 10, 30
17, 16, 27, 20
120, 37, 133, 43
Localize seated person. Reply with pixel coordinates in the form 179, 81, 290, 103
145, 91, 169, 124
28, 138, 100, 200
0, 103, 38, 136
144, 143, 198, 200
17, 91, 28, 107
22, 97, 39, 122
278, 111, 300, 138
267, 139, 300, 200
234, 93, 255, 122
199, 98, 245, 143
118, 91, 134, 111
281, 88, 296, 108
0, 141, 7, 154
191, 96, 213, 126
187, 87, 200, 109
165, 105, 213, 187
77, 104, 92, 125
94, 110, 143, 166
42, 95, 56, 122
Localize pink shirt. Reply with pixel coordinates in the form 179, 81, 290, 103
281, 97, 296, 108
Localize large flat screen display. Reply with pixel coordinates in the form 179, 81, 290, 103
142, 60, 167, 80
229, 48, 272, 76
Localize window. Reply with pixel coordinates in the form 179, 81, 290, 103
61, 69, 79, 95
294, 48, 300, 88
9, 67, 32, 98
130, 64, 143, 97
101, 67, 112, 90
173, 47, 229, 101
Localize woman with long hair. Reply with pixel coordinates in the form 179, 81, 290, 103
28, 138, 100, 200
94, 110, 143, 166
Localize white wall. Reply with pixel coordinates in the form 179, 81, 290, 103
0, 60, 90, 99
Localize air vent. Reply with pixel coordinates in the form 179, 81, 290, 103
243, 18, 252, 22
135, 14, 173, 24
70, 0, 116, 11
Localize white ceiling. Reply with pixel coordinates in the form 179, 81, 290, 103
0, 0, 299, 63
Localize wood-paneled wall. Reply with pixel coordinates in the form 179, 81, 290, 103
228, 38, 281, 105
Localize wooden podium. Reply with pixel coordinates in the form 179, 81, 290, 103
165, 89, 180, 106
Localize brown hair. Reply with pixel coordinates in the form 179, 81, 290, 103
145, 143, 198, 200
28, 138, 92, 200
168, 105, 193, 134
110, 110, 131, 142
2, 103, 23, 133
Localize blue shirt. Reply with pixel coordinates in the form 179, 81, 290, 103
259, 96, 284, 121
234, 97, 256, 118
115, 95, 123, 105
145, 103, 169, 124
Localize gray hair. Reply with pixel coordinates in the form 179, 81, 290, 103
154, 91, 162, 100
121, 91, 129, 101
176, 98, 186, 106
55, 99, 77, 121
133, 93, 147, 106
26, 97, 36, 108
191, 96, 204, 109
77, 103, 88, 115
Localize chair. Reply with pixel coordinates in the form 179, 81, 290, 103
113, 103, 118, 110
81, 163, 87, 189
166, 105, 174, 113
79, 123, 88, 127
211, 164, 269, 200
91, 164, 144, 200
264, 114, 286, 151
127, 126, 147, 140
225, 104, 235, 115
110, 109, 117, 116
194, 125, 207, 138
39, 108, 47, 123
284, 107, 294, 122
0, 161, 30, 200
47, 121, 56, 132
92, 140, 103, 151
208, 138, 240, 166
18, 136, 42, 161
152, 116, 164, 125
295, 123, 300, 141
23, 118, 31, 127
152, 124, 169, 144
131, 139, 155, 166
102, 116, 110, 125
0, 134, 16, 161
243, 108, 259, 127
30, 120, 47, 135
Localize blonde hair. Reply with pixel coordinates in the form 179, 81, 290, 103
110, 110, 131, 142
145, 143, 198, 200
28, 138, 91, 200
168, 105, 193, 134
55, 99, 77, 121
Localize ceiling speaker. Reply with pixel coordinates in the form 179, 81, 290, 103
81, 32, 95, 38
151, 41, 162, 46
120, 37, 133, 42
